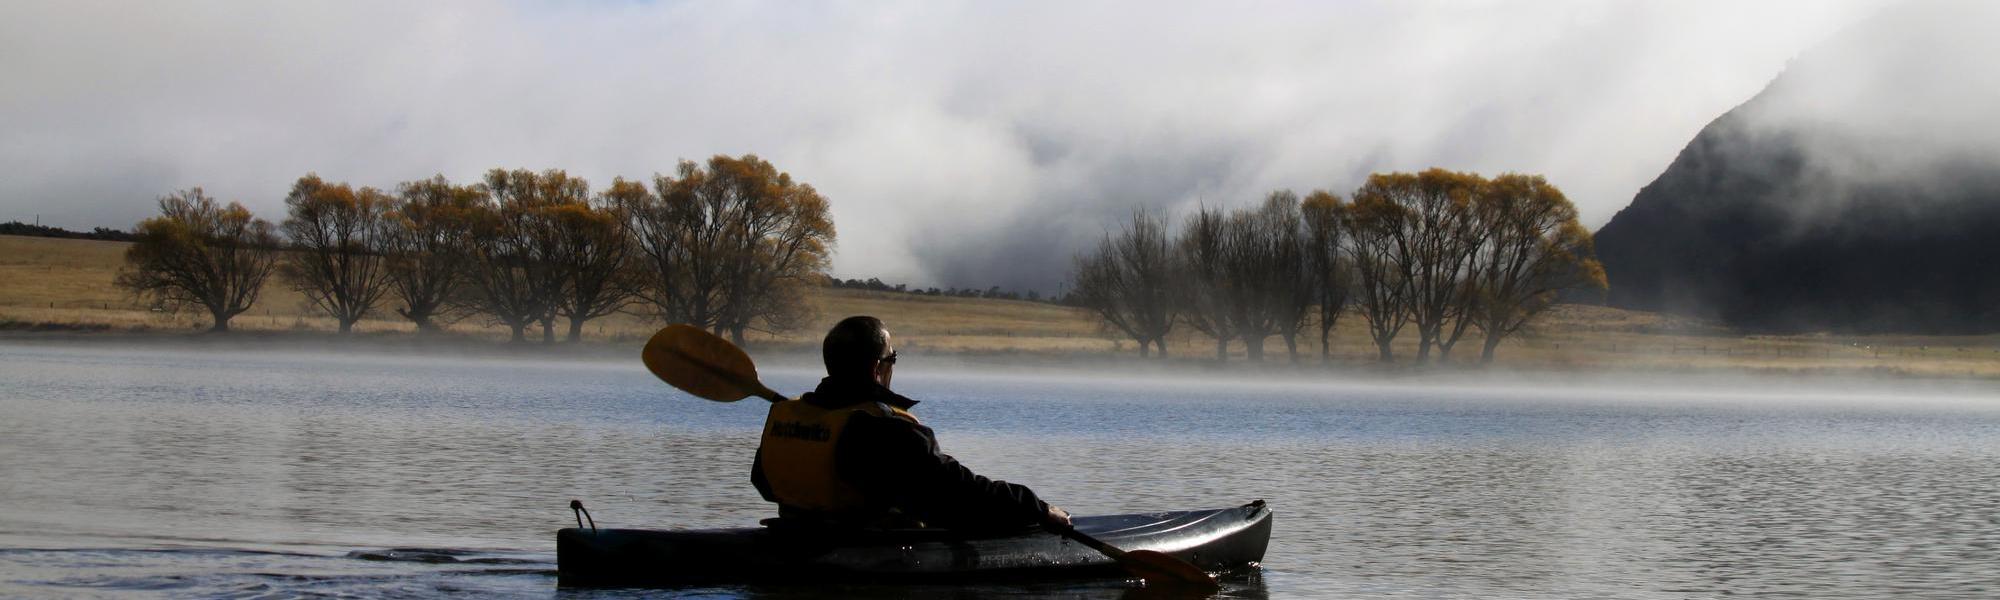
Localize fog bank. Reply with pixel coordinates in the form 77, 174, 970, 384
1, 1, 1881, 291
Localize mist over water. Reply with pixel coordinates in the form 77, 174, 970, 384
3, 340, 1999, 598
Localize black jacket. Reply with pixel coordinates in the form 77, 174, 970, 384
751, 376, 1050, 531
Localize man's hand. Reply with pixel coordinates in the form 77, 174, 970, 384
1044, 504, 1072, 528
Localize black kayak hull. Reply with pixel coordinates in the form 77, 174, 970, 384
557, 500, 1272, 586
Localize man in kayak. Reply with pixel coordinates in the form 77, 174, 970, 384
752, 315, 1071, 532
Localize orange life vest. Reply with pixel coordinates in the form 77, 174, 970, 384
758, 398, 919, 514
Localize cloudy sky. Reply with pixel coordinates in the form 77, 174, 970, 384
1, 0, 1887, 291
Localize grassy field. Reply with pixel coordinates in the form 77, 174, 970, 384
5, 234, 1999, 378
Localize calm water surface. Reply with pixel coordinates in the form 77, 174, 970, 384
2, 340, 1998, 598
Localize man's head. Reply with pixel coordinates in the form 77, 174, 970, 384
822, 315, 895, 386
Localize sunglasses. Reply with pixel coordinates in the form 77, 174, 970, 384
881, 350, 898, 366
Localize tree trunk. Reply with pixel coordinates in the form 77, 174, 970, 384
1282, 334, 1299, 363
567, 318, 585, 343
1214, 338, 1228, 361
1244, 335, 1265, 362
208, 307, 231, 333
1154, 337, 1169, 358
1438, 327, 1466, 363
509, 323, 527, 343
401, 305, 439, 334
1415, 331, 1434, 364
1480, 330, 1504, 364
338, 318, 355, 334
540, 318, 555, 344
1137, 337, 1151, 358
730, 324, 747, 346
1375, 338, 1393, 362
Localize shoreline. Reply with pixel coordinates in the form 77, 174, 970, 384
8, 326, 1998, 388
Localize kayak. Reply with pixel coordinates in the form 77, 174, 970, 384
556, 500, 1272, 586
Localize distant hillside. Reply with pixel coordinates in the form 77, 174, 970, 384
0, 221, 134, 242
1594, 2, 2000, 333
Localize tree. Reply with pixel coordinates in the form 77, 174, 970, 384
116, 188, 279, 332
1302, 190, 1353, 362
551, 179, 641, 342
520, 169, 593, 342
713, 157, 835, 344
1468, 174, 1607, 363
1222, 192, 1310, 362
384, 175, 482, 333
1345, 178, 1414, 362
623, 155, 835, 344
460, 168, 576, 343
1071, 209, 1179, 357
1176, 206, 1238, 360
279, 175, 393, 334
1372, 169, 1484, 364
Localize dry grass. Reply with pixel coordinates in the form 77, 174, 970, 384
6, 234, 1999, 378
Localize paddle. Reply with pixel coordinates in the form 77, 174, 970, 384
638, 324, 1220, 592
641, 324, 786, 403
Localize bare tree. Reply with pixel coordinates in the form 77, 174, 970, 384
116, 189, 279, 332
384, 175, 482, 333
279, 175, 393, 334
1176, 206, 1238, 360
1468, 174, 1607, 363
1223, 192, 1308, 362
1071, 209, 1179, 357
1301, 190, 1353, 362
1344, 178, 1414, 362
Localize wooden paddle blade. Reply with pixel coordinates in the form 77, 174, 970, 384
641, 324, 767, 402
1119, 550, 1219, 592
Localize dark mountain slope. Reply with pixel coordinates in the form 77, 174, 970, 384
1594, 2, 2000, 333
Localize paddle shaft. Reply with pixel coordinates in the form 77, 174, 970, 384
1053, 525, 1127, 559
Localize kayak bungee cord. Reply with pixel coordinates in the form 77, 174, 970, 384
570, 500, 596, 533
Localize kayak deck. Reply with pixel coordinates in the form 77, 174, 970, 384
557, 500, 1272, 586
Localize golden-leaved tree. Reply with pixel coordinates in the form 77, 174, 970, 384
623, 155, 834, 344
279, 174, 393, 334
1467, 174, 1606, 363
116, 188, 279, 332
549, 181, 637, 342
384, 175, 483, 333
461, 169, 585, 343
1345, 176, 1415, 362
1301, 190, 1353, 361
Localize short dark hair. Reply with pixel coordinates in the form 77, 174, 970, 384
823, 315, 890, 376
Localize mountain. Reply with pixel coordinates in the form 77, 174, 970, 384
1592, 1, 2000, 333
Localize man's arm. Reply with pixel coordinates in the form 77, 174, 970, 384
839, 412, 1053, 530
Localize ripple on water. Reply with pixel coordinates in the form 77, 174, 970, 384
3, 341, 2000, 598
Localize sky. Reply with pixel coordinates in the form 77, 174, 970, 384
0, 0, 1889, 292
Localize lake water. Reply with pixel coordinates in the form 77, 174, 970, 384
2, 340, 1998, 598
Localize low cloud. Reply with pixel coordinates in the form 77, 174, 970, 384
1, 0, 1884, 291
